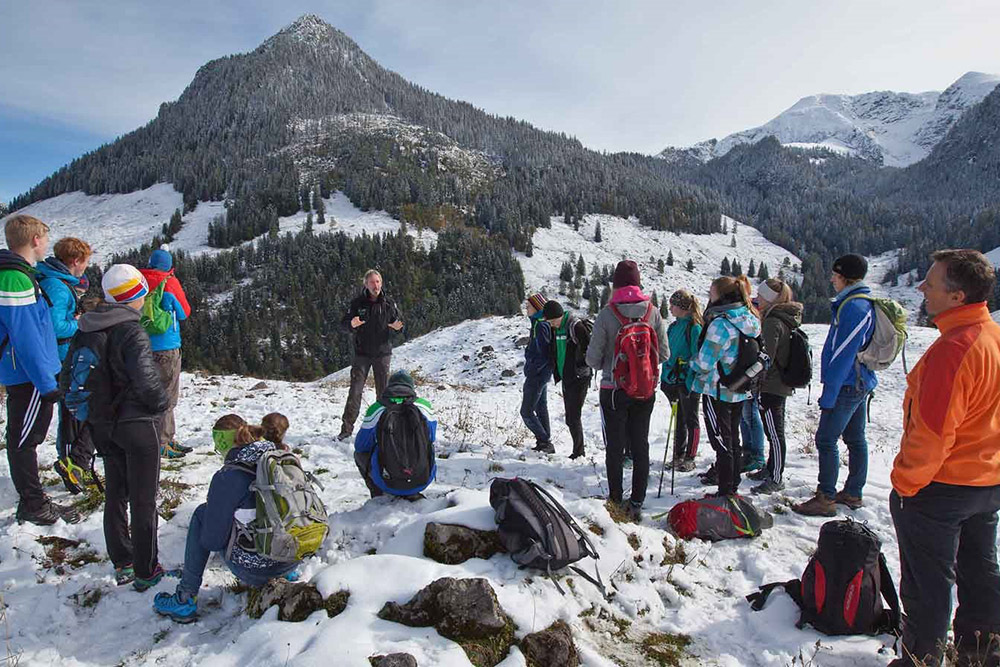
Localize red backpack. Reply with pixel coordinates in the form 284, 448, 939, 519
610, 302, 659, 400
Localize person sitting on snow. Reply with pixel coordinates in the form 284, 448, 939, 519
354, 370, 437, 499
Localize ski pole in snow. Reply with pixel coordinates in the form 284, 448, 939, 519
657, 400, 678, 498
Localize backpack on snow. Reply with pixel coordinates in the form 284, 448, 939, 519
778, 326, 813, 390
746, 519, 901, 637
668, 495, 772, 541
490, 477, 605, 596
226, 450, 329, 562
140, 279, 173, 336
374, 399, 435, 494
835, 295, 908, 373
610, 302, 659, 400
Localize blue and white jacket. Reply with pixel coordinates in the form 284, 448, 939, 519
36, 257, 81, 361
0, 250, 60, 393
819, 283, 877, 409
690, 302, 761, 403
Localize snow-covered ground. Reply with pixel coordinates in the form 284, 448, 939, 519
0, 311, 946, 667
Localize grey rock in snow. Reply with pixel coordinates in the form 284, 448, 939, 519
369, 654, 418, 667
520, 620, 580, 667
423, 522, 504, 565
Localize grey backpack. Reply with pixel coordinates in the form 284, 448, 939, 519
226, 450, 329, 563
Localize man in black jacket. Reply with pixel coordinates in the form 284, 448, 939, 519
544, 300, 593, 459
338, 269, 403, 441
61, 264, 171, 590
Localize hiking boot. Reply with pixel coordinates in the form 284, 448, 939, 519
337, 430, 353, 442
54, 457, 85, 495
834, 490, 864, 510
16, 500, 81, 526
169, 441, 194, 454
55, 502, 82, 524
133, 563, 181, 592
159, 442, 186, 459
699, 464, 717, 485
793, 491, 837, 517
623, 499, 642, 523
153, 590, 198, 624
569, 448, 585, 460
747, 468, 769, 482
665, 457, 685, 471
532, 441, 555, 454
115, 564, 136, 586
741, 456, 766, 473
751, 479, 785, 495
676, 458, 697, 473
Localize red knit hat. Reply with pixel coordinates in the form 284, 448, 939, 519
612, 260, 641, 289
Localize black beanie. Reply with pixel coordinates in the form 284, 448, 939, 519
543, 300, 564, 320
832, 254, 868, 281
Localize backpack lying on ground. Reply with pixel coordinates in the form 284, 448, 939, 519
746, 519, 901, 637
226, 450, 329, 562
668, 494, 773, 541
836, 295, 908, 373
490, 477, 604, 595
611, 302, 660, 400
375, 399, 436, 494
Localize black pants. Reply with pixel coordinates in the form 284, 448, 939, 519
5, 382, 55, 511
663, 384, 700, 460
94, 419, 162, 580
758, 393, 787, 484
890, 483, 1000, 667
702, 396, 744, 495
562, 378, 589, 455
354, 450, 384, 498
56, 399, 96, 468
600, 388, 654, 506
341, 354, 391, 433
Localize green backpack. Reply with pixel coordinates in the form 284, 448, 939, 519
836, 294, 908, 372
140, 280, 173, 335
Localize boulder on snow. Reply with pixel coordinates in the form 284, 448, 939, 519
423, 522, 504, 565
250, 381, 268, 390
378, 577, 515, 667
369, 654, 418, 667
515, 336, 529, 348
520, 620, 580, 667
246, 579, 350, 622
500, 369, 516, 378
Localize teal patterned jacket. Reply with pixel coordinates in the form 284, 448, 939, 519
690, 303, 761, 403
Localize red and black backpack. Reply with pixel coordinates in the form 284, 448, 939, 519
747, 519, 901, 637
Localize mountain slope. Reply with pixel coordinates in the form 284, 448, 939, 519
662, 71, 1000, 167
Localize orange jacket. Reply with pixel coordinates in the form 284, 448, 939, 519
891, 302, 1000, 497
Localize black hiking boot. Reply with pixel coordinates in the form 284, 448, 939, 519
699, 464, 717, 485
532, 441, 555, 454
569, 448, 585, 460
751, 479, 785, 495
16, 500, 81, 526
337, 430, 353, 442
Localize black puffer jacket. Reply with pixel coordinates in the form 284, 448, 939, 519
340, 289, 401, 358
60, 303, 169, 423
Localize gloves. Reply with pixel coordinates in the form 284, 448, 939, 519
41, 388, 64, 404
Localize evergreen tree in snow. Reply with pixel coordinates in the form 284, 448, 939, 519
314, 191, 326, 225
758, 262, 770, 281
686, 258, 695, 272
721, 257, 731, 276
657, 258, 665, 273
666, 249, 674, 266
748, 259, 756, 278
576, 254, 586, 278
594, 220, 602, 242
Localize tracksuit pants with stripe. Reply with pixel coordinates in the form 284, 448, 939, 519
702, 396, 744, 495
758, 393, 787, 484
5, 382, 55, 511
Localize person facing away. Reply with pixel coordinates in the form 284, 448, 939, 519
660, 289, 704, 474
586, 260, 668, 523
153, 416, 300, 623
338, 269, 403, 441
793, 253, 876, 517
354, 370, 437, 499
886, 250, 1000, 667
543, 299, 593, 459
62, 264, 171, 590
521, 293, 554, 452
138, 246, 192, 460
1, 214, 79, 526
37, 236, 99, 495
689, 276, 761, 498
747, 278, 804, 496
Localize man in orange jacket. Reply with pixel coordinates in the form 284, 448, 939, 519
889, 249, 1000, 667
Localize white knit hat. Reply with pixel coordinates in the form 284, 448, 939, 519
102, 264, 149, 304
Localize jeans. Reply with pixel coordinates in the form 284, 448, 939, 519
740, 397, 765, 462
600, 389, 654, 505
816, 385, 869, 498
179, 504, 296, 598
520, 373, 552, 443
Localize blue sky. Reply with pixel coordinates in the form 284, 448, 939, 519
2, 0, 999, 206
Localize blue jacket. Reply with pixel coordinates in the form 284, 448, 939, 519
524, 313, 553, 379
690, 302, 761, 403
200, 441, 298, 574
0, 250, 60, 394
355, 385, 437, 496
660, 316, 702, 390
138, 268, 189, 351
820, 283, 877, 409
36, 257, 81, 361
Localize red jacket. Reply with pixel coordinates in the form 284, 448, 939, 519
138, 268, 191, 318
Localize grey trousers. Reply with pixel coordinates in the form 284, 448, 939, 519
152, 349, 181, 446
341, 354, 391, 434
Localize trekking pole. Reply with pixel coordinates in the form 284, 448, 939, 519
657, 400, 678, 498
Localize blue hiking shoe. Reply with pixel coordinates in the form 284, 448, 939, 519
153, 589, 198, 623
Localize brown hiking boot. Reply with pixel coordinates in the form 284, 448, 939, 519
834, 490, 864, 510
792, 491, 837, 517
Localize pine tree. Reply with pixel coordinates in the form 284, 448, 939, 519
748, 259, 756, 278
721, 257, 731, 276
666, 250, 674, 267
588, 290, 599, 315
560, 261, 574, 282
722, 220, 728, 234
660, 301, 669, 319
314, 190, 326, 225
758, 262, 770, 281
594, 220, 602, 243
576, 254, 586, 278
731, 234, 737, 248
600, 285, 611, 307
651, 291, 659, 306
732, 260, 742, 276
686, 258, 694, 272
657, 258, 665, 273
305, 212, 314, 234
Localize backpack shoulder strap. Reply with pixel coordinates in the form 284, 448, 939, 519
746, 579, 802, 611
609, 303, 628, 326
877, 551, 902, 635
640, 302, 654, 323
834, 293, 873, 325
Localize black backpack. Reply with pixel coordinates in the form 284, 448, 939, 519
746, 519, 901, 637
704, 318, 769, 393
778, 326, 813, 389
568, 316, 594, 379
61, 331, 114, 424
490, 478, 604, 595
374, 399, 434, 494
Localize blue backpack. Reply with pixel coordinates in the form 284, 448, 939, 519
62, 332, 114, 424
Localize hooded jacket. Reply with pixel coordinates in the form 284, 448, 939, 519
586, 288, 669, 390
341, 288, 401, 358
660, 315, 703, 390
36, 257, 82, 361
820, 283, 877, 408
355, 376, 437, 496
60, 303, 169, 423
0, 250, 60, 393
760, 302, 804, 397
524, 312, 553, 379
690, 300, 762, 402
551, 314, 593, 385
201, 440, 297, 575
138, 268, 190, 352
